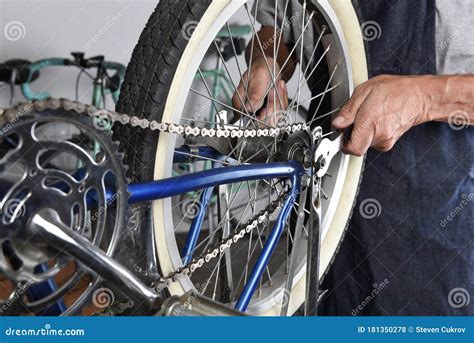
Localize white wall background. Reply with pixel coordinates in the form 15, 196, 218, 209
0, 0, 309, 116
0, 0, 157, 108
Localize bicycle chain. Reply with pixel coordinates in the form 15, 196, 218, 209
158, 191, 288, 287
2, 98, 301, 312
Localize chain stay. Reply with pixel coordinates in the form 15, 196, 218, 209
2, 99, 299, 283
162, 191, 288, 285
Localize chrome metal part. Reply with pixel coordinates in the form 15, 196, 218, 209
314, 133, 344, 177
0, 105, 129, 315
158, 291, 245, 316
29, 209, 160, 310
0, 98, 308, 315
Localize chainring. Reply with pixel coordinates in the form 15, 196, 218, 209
0, 104, 129, 315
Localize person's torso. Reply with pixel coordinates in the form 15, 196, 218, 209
320, 0, 474, 315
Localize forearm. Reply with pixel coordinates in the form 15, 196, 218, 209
332, 73, 473, 155
426, 74, 474, 124
245, 26, 296, 81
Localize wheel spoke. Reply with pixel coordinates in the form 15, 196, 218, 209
295, 84, 339, 108
190, 88, 272, 128
196, 68, 221, 119
156, 0, 356, 315
212, 41, 251, 117
288, 44, 332, 113
255, 10, 316, 111
294, 1, 307, 122
307, 63, 339, 127
173, 150, 235, 166
244, 3, 286, 111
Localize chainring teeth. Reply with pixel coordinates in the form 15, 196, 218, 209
0, 97, 312, 315
0, 100, 130, 315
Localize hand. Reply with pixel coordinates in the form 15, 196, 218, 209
232, 56, 289, 127
332, 75, 431, 156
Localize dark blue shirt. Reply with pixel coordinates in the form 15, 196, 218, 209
319, 0, 474, 315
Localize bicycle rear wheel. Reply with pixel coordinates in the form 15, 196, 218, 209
116, 0, 367, 315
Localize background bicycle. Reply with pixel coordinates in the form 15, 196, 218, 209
0, 52, 125, 108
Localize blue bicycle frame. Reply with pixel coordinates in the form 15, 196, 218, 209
129, 150, 305, 312
33, 146, 306, 314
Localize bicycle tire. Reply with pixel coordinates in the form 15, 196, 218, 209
115, 0, 368, 315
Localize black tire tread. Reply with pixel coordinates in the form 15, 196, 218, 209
114, 0, 212, 183
115, 0, 365, 313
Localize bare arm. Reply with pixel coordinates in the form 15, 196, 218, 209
245, 26, 297, 82
332, 74, 474, 156
232, 27, 297, 122
427, 75, 474, 122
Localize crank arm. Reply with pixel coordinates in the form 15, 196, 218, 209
314, 133, 344, 178
159, 291, 245, 316
29, 209, 161, 311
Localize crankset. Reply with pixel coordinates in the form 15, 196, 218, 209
0, 103, 131, 315
0, 99, 344, 316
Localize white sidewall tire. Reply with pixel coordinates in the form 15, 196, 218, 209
152, 0, 368, 315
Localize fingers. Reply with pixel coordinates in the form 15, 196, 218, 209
248, 73, 270, 111
259, 80, 288, 126
232, 72, 264, 112
343, 106, 398, 156
232, 58, 278, 113
343, 115, 375, 156
332, 84, 371, 129
372, 137, 396, 152
232, 76, 247, 111
232, 70, 271, 112
332, 82, 373, 156
333, 76, 421, 156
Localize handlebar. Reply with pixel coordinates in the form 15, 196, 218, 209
21, 53, 126, 101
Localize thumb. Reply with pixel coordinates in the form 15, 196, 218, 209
332, 85, 370, 129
